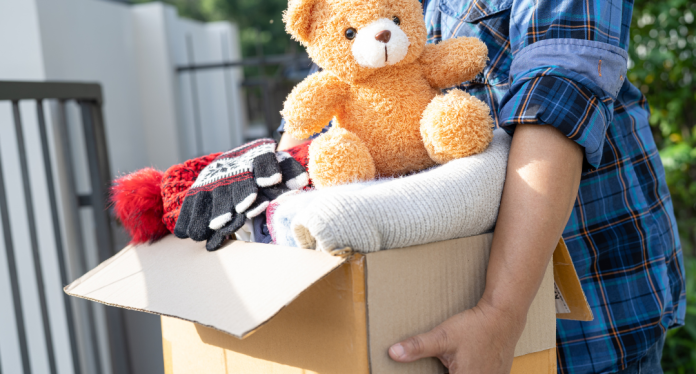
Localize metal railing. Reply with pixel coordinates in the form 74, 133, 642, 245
176, 33, 312, 149
0, 81, 129, 374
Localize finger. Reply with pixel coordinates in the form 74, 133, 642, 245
260, 184, 289, 201
209, 213, 232, 230
173, 195, 196, 239
246, 195, 270, 218
206, 213, 246, 251
232, 175, 258, 213
188, 192, 214, 241
277, 152, 309, 190
389, 327, 449, 363
209, 185, 236, 230
252, 152, 282, 187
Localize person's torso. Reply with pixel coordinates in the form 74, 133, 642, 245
421, 0, 686, 372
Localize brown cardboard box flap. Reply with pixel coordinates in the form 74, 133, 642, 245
64, 235, 346, 339
554, 239, 593, 321
364, 234, 556, 373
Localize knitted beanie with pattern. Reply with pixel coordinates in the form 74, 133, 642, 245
161, 152, 222, 233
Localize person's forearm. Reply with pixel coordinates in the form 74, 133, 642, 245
277, 132, 309, 151
480, 124, 583, 322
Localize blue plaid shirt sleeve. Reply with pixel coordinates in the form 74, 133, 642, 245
423, 0, 685, 372
498, 0, 630, 167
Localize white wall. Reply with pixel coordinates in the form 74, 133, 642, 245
0, 1, 246, 374
170, 18, 247, 158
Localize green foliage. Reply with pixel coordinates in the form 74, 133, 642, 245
629, 0, 696, 254
131, 0, 299, 58
661, 256, 696, 374
630, 0, 695, 371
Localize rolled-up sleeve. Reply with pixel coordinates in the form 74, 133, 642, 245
499, 0, 630, 167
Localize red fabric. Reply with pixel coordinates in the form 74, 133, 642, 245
284, 140, 312, 188
161, 152, 221, 234
284, 141, 310, 170
111, 168, 169, 244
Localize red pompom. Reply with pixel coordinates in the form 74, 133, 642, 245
111, 168, 169, 244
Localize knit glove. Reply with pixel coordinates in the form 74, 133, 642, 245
174, 140, 278, 239
174, 139, 309, 251
203, 151, 309, 250
249, 150, 311, 208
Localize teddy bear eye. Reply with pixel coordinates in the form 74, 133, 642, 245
345, 28, 357, 40
392, 16, 400, 25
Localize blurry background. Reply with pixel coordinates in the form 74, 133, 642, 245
0, 0, 693, 373
629, 0, 696, 372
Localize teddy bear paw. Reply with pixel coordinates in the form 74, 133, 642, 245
420, 89, 494, 164
308, 128, 376, 188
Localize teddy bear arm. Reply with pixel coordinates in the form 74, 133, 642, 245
281, 72, 348, 139
419, 37, 489, 89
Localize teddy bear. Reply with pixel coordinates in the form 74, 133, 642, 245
281, 0, 494, 188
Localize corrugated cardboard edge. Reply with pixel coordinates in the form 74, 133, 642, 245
64, 237, 348, 339
350, 254, 370, 374
510, 348, 557, 374
65, 259, 348, 339
554, 239, 593, 321
229, 259, 349, 339
162, 337, 173, 374
160, 254, 370, 374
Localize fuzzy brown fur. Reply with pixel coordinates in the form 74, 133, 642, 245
282, 0, 493, 187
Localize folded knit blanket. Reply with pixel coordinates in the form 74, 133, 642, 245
269, 129, 511, 253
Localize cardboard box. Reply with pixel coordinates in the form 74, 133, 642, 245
65, 233, 590, 374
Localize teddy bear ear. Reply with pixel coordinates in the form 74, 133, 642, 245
283, 0, 317, 45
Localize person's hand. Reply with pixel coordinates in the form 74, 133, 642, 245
388, 298, 527, 374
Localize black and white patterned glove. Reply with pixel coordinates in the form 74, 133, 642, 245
204, 151, 309, 250
174, 139, 309, 251
173, 139, 281, 241
243, 150, 310, 212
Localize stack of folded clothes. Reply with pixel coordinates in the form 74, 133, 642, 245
111, 130, 510, 253
267, 129, 511, 253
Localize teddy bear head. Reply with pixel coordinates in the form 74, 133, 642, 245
284, 0, 427, 83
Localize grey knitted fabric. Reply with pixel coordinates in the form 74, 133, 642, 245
283, 129, 511, 253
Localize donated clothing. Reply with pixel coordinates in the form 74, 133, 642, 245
252, 215, 273, 244
280, 0, 686, 371
271, 130, 509, 253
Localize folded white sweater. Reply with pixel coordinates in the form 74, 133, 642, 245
270, 129, 511, 253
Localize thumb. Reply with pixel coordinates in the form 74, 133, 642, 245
389, 328, 449, 363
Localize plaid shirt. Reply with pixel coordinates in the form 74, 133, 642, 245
280, 0, 686, 371
422, 0, 686, 372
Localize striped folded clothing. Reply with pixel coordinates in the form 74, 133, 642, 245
268, 129, 511, 253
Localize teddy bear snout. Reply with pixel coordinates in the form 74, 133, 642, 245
351, 18, 411, 69
375, 30, 391, 43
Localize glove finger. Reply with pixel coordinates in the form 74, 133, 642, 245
246, 195, 270, 218
232, 175, 259, 213
277, 152, 309, 190
253, 152, 282, 187
260, 184, 290, 201
173, 194, 197, 239
188, 191, 215, 241
206, 213, 247, 251
209, 184, 237, 230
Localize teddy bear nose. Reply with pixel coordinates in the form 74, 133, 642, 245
375, 30, 391, 43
